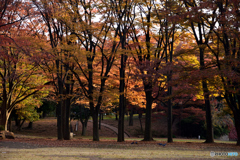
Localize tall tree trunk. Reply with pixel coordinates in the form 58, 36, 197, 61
0, 108, 7, 131
167, 27, 174, 143
233, 111, 240, 145
88, 57, 100, 141
0, 89, 8, 130
167, 87, 173, 142
1, 110, 11, 131
118, 54, 127, 142
56, 101, 63, 140
142, 9, 154, 141
92, 108, 99, 141
63, 74, 71, 140
200, 48, 214, 143
63, 97, 71, 140
143, 86, 153, 141
225, 94, 240, 145
56, 58, 64, 140
61, 99, 66, 139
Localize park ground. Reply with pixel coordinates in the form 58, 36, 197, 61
0, 116, 240, 159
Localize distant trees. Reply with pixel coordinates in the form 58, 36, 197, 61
70, 103, 90, 136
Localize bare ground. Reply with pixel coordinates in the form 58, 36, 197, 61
10, 115, 179, 139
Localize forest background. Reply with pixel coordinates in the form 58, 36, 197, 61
1, 0, 240, 145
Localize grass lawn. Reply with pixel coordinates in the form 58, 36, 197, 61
2, 117, 240, 159
1, 137, 240, 160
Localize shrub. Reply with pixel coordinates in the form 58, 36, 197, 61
178, 116, 205, 138
214, 125, 229, 139
229, 126, 238, 141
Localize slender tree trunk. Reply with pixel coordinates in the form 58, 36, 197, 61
129, 108, 133, 126
99, 112, 101, 130
139, 114, 143, 132
81, 119, 88, 136
17, 118, 26, 131
1, 110, 11, 131
115, 106, 118, 120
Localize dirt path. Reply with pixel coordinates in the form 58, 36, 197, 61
89, 120, 130, 137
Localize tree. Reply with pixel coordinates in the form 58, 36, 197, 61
33, 0, 75, 140
182, 0, 218, 143
207, 0, 240, 145
0, 0, 48, 130
56, 0, 120, 141
0, 0, 29, 28
0, 36, 47, 130
15, 95, 43, 130
129, 0, 155, 141
128, 0, 179, 141
107, 0, 136, 142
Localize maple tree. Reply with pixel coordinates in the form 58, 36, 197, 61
0, 0, 48, 131
106, 0, 136, 142
32, 0, 76, 140
126, 0, 182, 141
206, 0, 240, 145
53, 0, 125, 141
180, 0, 220, 143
